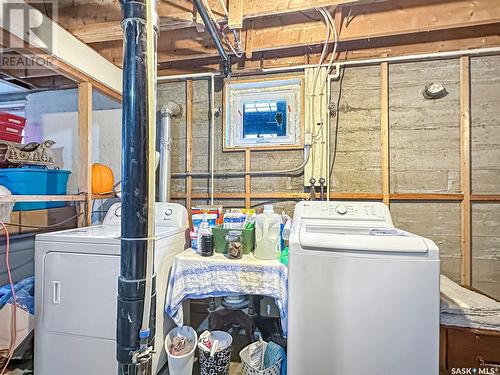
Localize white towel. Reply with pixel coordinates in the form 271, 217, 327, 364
440, 275, 500, 331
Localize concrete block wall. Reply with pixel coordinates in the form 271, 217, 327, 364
15, 58, 497, 297
389, 60, 461, 194
330, 65, 381, 192
161, 56, 500, 298
388, 60, 462, 283
470, 55, 500, 298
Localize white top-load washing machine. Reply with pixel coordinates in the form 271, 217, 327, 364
34, 202, 188, 375
287, 201, 440, 375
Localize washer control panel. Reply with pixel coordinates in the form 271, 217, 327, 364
335, 204, 348, 215
297, 201, 392, 225
103, 202, 188, 228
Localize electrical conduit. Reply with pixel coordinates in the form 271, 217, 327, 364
171, 144, 311, 178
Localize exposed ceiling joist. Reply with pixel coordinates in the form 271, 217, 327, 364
157, 24, 500, 76
0, 0, 122, 98
96, 0, 500, 66
65, 0, 384, 43
70, 12, 195, 44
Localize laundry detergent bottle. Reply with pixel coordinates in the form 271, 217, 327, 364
254, 204, 281, 260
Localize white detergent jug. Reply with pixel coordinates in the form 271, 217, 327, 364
254, 204, 281, 260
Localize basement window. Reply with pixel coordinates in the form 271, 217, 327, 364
225, 77, 303, 149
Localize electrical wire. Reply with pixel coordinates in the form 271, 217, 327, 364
0, 222, 15, 375
3, 213, 82, 229
329, 67, 346, 181
309, 7, 333, 180
318, 7, 338, 181
220, 25, 243, 58
311, 8, 331, 95
204, 2, 243, 58
319, 7, 338, 93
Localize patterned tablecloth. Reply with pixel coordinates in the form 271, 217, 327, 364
165, 249, 289, 336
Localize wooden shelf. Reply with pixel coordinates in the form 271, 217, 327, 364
92, 192, 117, 200
0, 195, 86, 202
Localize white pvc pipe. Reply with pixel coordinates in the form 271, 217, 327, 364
210, 74, 215, 205
158, 74, 217, 203
333, 46, 500, 68
158, 72, 216, 81
159, 102, 181, 202
157, 47, 500, 81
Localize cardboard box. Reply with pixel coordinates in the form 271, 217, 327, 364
20, 206, 77, 234
4, 211, 20, 235
0, 304, 33, 355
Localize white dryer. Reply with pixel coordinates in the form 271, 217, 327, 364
287, 201, 440, 375
34, 202, 188, 375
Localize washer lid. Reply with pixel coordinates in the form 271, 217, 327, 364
299, 224, 429, 254
36, 224, 184, 245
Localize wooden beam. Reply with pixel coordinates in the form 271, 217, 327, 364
0, 195, 86, 202
171, 192, 384, 200
471, 194, 500, 201
460, 55, 472, 287
380, 62, 390, 206
245, 149, 251, 208
172, 192, 500, 201
69, 12, 195, 44
78, 82, 93, 227
143, 0, 500, 64
390, 193, 464, 201
0, 66, 58, 79
239, 0, 384, 19
244, 20, 255, 59
228, 0, 243, 29
186, 80, 193, 211
66, 0, 378, 43
156, 25, 500, 74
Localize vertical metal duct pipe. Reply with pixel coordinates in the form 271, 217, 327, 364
192, 0, 231, 76
159, 102, 181, 202
118, 0, 158, 374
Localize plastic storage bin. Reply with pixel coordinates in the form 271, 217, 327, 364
0, 168, 71, 211
212, 225, 255, 254
0, 112, 26, 143
240, 341, 283, 375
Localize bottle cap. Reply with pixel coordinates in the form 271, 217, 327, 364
263, 204, 274, 213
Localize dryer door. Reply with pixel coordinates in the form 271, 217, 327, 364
42, 252, 119, 339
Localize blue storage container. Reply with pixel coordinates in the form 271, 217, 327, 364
0, 168, 71, 211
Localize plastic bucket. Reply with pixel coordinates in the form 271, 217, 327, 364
165, 326, 197, 375
240, 341, 282, 375
198, 331, 232, 375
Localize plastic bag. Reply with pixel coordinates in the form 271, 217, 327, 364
0, 276, 35, 314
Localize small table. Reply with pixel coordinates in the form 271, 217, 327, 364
165, 249, 289, 336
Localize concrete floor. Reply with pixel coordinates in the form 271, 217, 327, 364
158, 358, 242, 375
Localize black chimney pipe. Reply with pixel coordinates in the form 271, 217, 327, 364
117, 0, 157, 374
192, 0, 231, 76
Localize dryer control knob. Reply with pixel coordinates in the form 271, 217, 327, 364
336, 205, 348, 215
